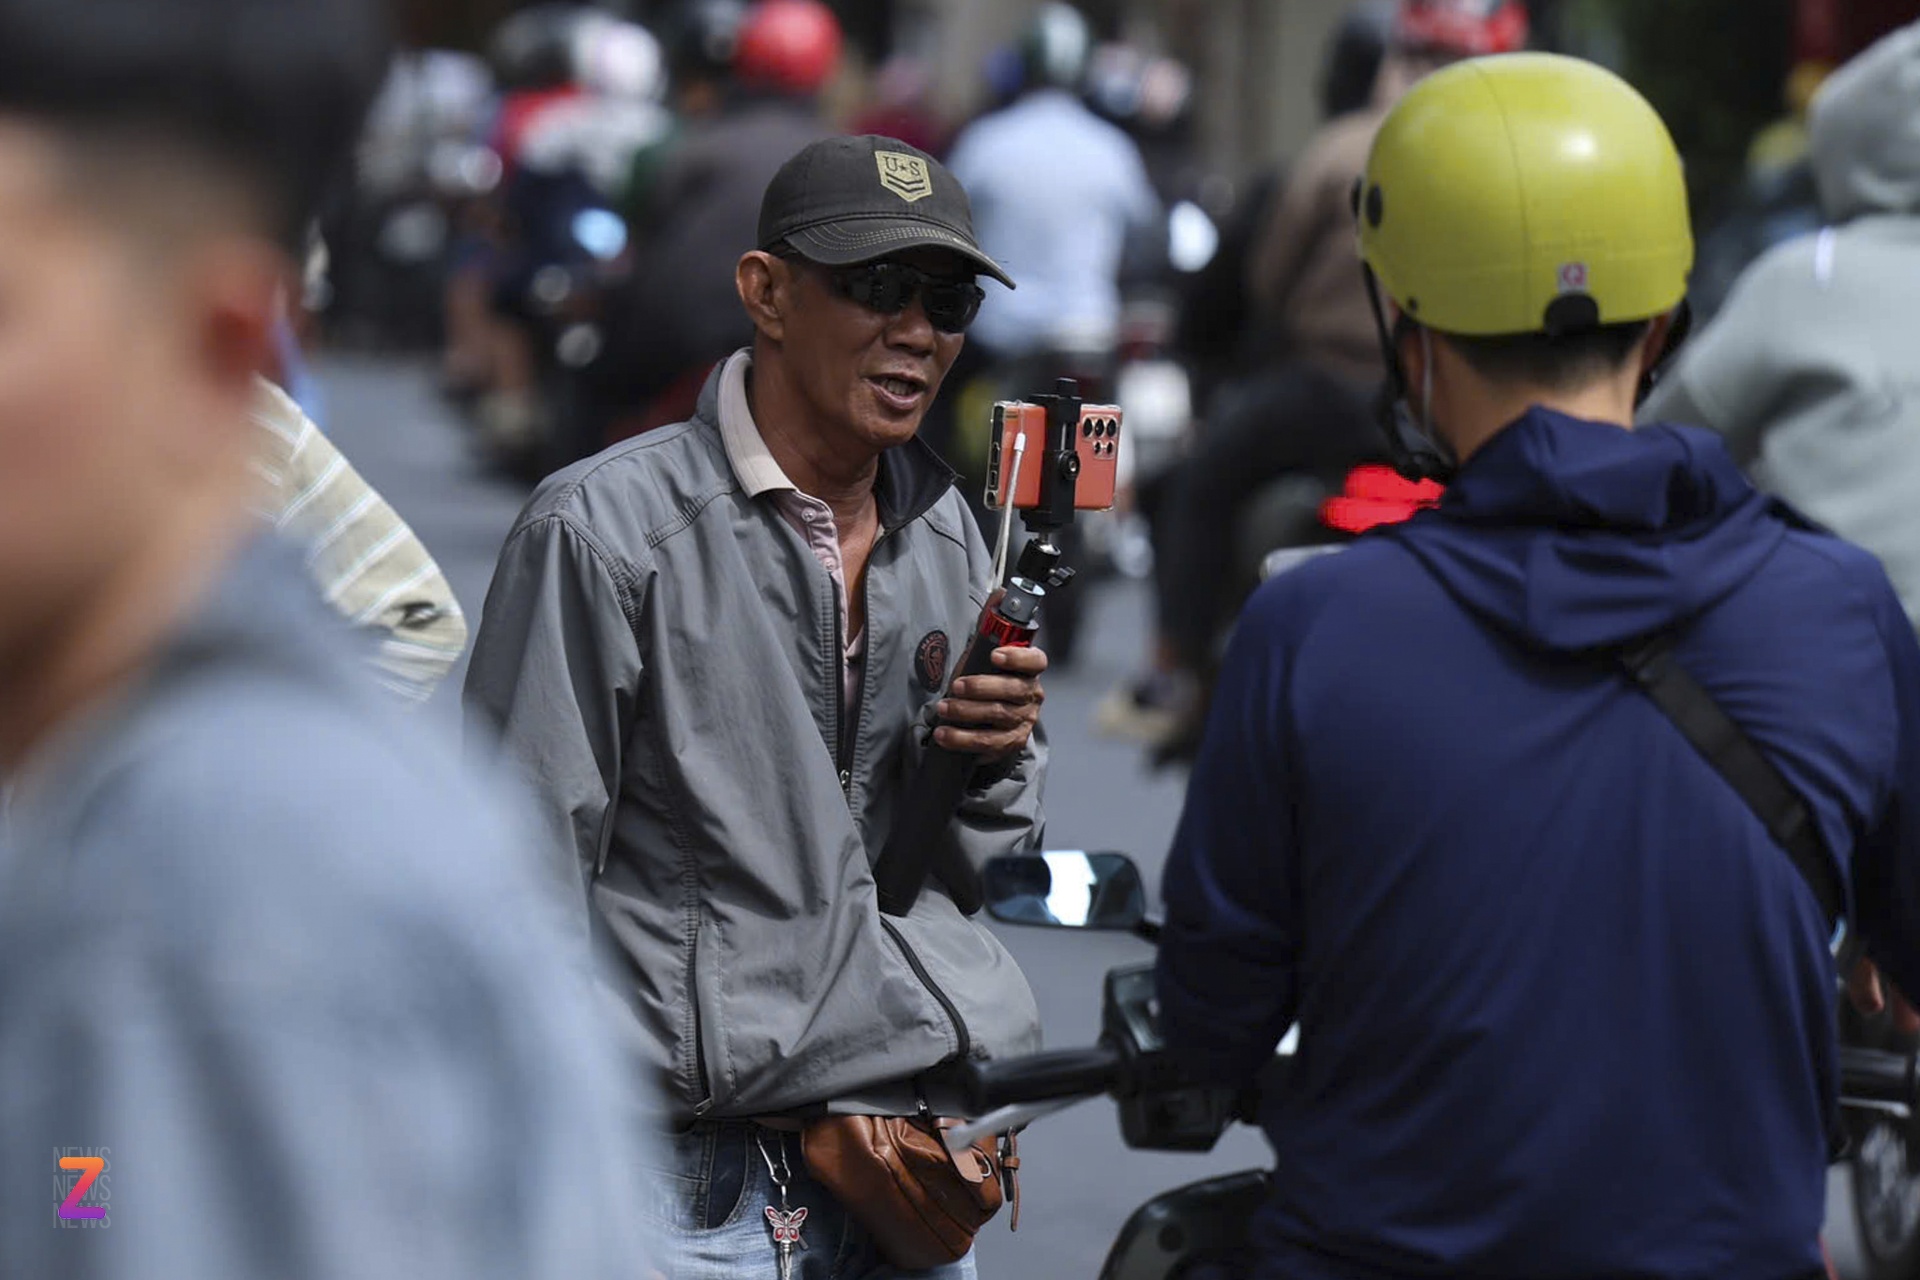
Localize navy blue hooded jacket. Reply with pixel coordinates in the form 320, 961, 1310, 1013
1157, 409, 1920, 1280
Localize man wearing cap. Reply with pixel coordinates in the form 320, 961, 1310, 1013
465, 135, 1044, 1279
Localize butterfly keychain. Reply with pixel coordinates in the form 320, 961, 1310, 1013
757, 1131, 809, 1280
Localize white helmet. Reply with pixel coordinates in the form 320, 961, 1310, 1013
572, 15, 667, 102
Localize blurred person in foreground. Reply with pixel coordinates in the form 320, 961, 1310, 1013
1107, 0, 1526, 752
1645, 21, 1920, 637
466, 135, 1045, 1280
0, 0, 652, 1275
1159, 53, 1920, 1280
591, 0, 842, 436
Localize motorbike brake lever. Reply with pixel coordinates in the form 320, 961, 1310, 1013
945, 1099, 1082, 1152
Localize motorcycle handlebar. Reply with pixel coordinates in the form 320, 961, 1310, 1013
1840, 1045, 1920, 1109
966, 1044, 1919, 1142
965, 1045, 1126, 1113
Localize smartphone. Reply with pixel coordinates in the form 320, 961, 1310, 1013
985, 400, 1123, 512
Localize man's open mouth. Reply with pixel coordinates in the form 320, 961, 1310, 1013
870, 375, 926, 398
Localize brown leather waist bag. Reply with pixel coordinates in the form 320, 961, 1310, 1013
800, 1114, 1020, 1270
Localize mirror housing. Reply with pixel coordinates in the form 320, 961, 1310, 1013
983, 851, 1147, 931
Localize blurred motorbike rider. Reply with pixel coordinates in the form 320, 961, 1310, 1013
942, 3, 1160, 377
0, 0, 654, 1272
591, 0, 841, 436
1158, 53, 1920, 1280
1644, 21, 1920, 637
448, 2, 592, 452
618, 0, 749, 213
465, 135, 1046, 1280
1129, 0, 1525, 752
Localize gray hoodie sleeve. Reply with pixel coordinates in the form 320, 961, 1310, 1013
463, 512, 645, 936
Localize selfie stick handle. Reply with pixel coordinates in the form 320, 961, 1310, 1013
873, 382, 1082, 918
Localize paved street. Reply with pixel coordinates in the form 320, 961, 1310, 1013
319, 355, 1867, 1279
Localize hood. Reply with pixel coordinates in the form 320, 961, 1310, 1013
1810, 20, 1920, 221
1385, 409, 1785, 653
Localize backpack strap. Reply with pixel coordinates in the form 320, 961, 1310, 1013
1616, 633, 1845, 940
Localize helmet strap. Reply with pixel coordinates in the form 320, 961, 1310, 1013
1362, 265, 1458, 484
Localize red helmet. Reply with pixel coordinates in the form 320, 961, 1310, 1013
1393, 0, 1529, 57
735, 0, 844, 96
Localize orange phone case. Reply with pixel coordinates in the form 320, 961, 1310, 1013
986, 401, 1123, 512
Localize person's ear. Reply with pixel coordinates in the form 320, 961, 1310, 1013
737, 251, 792, 344
1392, 310, 1427, 395
1638, 308, 1680, 380
187, 239, 286, 401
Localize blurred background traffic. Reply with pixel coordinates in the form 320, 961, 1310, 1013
307, 0, 1920, 726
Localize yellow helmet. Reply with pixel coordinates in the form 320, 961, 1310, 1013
1357, 53, 1693, 337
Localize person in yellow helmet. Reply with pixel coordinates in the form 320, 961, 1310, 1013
1155, 52, 1920, 1280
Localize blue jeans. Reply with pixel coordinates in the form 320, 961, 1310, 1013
645, 1121, 981, 1280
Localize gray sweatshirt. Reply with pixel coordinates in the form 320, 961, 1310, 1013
0, 537, 653, 1279
1643, 20, 1920, 631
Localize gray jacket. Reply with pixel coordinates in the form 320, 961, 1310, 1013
0, 537, 653, 1279
1644, 21, 1920, 630
464, 364, 1046, 1122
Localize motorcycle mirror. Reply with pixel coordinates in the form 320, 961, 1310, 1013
983, 851, 1147, 931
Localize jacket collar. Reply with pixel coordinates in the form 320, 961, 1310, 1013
697, 350, 959, 532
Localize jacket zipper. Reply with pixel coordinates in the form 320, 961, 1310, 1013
838, 530, 974, 1061
879, 916, 974, 1060
836, 529, 881, 794
833, 587, 856, 794
690, 909, 715, 1118
692, 1027, 715, 1119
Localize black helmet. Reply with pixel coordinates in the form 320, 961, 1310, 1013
666, 0, 749, 83
1021, 2, 1093, 92
489, 3, 589, 92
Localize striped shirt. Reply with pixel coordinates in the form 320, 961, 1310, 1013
249, 379, 468, 704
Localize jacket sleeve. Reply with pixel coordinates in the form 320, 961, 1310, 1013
948, 714, 1048, 871
462, 512, 644, 939
1155, 589, 1301, 1087
1852, 579, 1920, 1002
251, 381, 469, 705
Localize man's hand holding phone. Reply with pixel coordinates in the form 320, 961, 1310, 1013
933, 645, 1048, 763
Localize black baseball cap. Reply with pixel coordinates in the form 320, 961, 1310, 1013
757, 135, 1015, 288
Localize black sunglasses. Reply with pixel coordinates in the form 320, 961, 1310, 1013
824, 260, 985, 335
